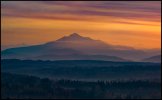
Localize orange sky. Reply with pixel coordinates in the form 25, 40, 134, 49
1, 1, 161, 50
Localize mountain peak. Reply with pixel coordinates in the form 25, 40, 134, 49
56, 33, 92, 41
69, 33, 81, 37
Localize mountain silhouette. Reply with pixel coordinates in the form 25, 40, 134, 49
57, 33, 92, 41
1, 33, 161, 61
142, 55, 161, 63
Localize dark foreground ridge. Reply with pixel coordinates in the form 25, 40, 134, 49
1, 72, 161, 99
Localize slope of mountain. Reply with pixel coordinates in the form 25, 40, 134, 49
1, 33, 161, 61
142, 55, 161, 63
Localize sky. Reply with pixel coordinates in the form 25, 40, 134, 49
1, 1, 161, 50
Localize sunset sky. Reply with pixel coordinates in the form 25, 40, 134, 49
1, 1, 161, 50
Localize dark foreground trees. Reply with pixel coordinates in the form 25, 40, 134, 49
1, 73, 161, 99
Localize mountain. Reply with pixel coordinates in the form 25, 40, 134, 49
1, 33, 161, 61
142, 55, 161, 63
57, 33, 93, 41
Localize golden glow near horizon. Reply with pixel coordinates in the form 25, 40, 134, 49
1, 1, 161, 50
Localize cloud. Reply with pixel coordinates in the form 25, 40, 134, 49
1, 1, 161, 23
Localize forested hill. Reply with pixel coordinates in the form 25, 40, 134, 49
1, 73, 161, 99
1, 59, 161, 81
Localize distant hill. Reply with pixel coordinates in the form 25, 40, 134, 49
1, 59, 161, 81
1, 33, 161, 61
142, 55, 161, 63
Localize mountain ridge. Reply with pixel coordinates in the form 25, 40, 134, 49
1, 33, 161, 62
142, 55, 161, 63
